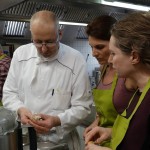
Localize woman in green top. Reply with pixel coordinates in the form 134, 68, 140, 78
83, 16, 117, 134
83, 15, 137, 147
85, 11, 150, 150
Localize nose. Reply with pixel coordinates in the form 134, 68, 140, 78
92, 48, 99, 57
41, 44, 48, 53
108, 54, 113, 63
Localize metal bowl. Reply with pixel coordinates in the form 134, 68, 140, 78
0, 107, 18, 135
23, 142, 69, 150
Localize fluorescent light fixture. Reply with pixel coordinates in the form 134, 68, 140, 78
59, 21, 87, 26
101, 0, 150, 11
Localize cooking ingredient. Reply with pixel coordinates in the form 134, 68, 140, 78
32, 114, 42, 121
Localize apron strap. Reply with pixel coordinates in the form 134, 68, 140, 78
111, 74, 118, 90
96, 64, 117, 89
96, 64, 108, 87
129, 79, 150, 120
121, 79, 150, 120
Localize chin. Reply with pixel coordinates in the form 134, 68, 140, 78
43, 55, 50, 58
116, 73, 126, 78
42, 53, 53, 58
98, 61, 104, 65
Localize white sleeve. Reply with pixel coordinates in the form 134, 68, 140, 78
57, 53, 93, 134
2, 50, 26, 112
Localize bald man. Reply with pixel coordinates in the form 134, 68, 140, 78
2, 10, 93, 150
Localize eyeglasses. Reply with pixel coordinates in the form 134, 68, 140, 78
32, 36, 59, 48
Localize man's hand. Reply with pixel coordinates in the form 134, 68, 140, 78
84, 126, 112, 145
28, 114, 61, 134
17, 107, 33, 125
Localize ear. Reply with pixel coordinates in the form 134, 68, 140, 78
58, 29, 63, 40
130, 51, 140, 64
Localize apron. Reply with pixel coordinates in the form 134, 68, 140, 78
93, 65, 118, 147
93, 65, 118, 127
0, 54, 7, 106
111, 79, 150, 150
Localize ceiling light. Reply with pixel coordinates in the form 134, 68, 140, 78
101, 0, 150, 11
59, 21, 87, 26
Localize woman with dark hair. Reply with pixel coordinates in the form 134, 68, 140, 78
84, 15, 137, 148
85, 11, 150, 150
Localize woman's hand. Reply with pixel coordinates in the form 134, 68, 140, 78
83, 116, 100, 138
85, 143, 112, 150
84, 126, 112, 145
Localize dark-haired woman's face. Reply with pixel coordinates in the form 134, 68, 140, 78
88, 36, 110, 65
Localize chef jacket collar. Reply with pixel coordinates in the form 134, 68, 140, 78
36, 44, 61, 64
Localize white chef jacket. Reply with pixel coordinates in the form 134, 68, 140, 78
2, 43, 93, 149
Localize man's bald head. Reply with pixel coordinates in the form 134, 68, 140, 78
30, 10, 59, 31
